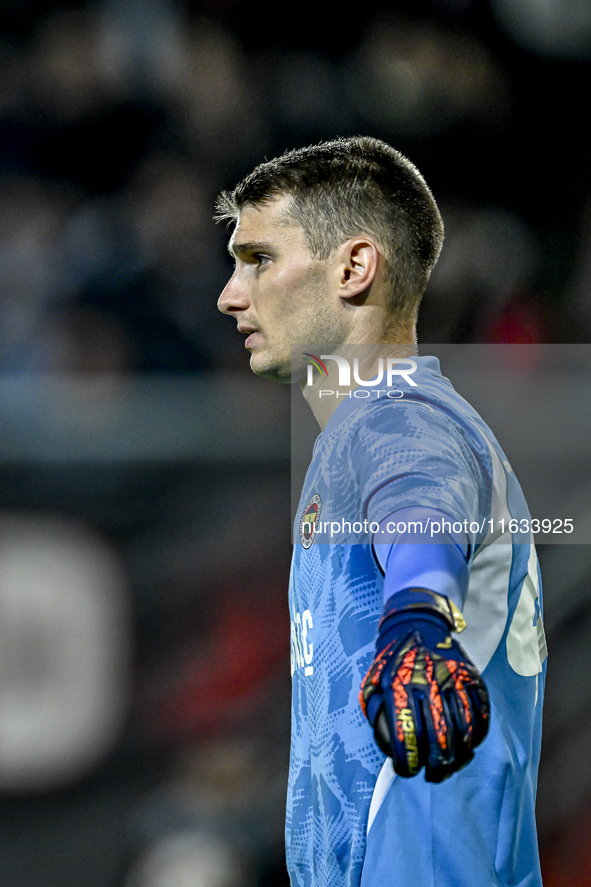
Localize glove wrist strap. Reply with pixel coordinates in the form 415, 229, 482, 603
380, 588, 467, 634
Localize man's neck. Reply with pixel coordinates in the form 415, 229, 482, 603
301, 342, 418, 430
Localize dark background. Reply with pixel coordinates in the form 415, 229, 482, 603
0, 0, 590, 884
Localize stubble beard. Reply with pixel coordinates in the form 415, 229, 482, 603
250, 346, 292, 383
250, 265, 349, 384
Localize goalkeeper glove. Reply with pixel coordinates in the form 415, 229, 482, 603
360, 588, 489, 783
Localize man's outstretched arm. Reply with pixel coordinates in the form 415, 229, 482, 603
361, 509, 490, 783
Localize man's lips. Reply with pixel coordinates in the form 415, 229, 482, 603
238, 325, 260, 349
245, 332, 260, 349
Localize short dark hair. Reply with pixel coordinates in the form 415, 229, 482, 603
215, 136, 444, 322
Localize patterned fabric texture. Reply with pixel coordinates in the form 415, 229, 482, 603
287, 356, 546, 887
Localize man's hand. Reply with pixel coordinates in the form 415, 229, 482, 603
360, 589, 489, 783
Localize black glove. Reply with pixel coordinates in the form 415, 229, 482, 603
360, 588, 490, 783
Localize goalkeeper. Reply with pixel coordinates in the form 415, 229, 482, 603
216, 137, 546, 887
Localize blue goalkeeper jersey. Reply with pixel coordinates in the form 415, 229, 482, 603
287, 355, 546, 887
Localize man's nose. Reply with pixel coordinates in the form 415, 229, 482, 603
217, 273, 249, 315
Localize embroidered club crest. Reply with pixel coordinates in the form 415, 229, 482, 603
300, 493, 321, 549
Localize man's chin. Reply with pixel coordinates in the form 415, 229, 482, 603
249, 352, 292, 383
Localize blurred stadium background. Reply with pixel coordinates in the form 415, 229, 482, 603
0, 0, 590, 884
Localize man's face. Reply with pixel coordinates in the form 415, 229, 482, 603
218, 196, 346, 382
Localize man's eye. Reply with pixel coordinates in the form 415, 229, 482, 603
254, 254, 270, 266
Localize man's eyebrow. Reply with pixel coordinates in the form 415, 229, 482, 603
228, 240, 275, 258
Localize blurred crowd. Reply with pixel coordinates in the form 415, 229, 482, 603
0, 0, 590, 885
0, 0, 590, 377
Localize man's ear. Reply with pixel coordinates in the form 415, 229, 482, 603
337, 238, 380, 300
